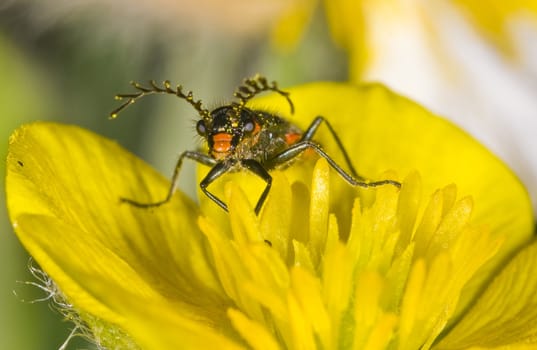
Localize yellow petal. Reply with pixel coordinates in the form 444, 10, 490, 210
248, 81, 534, 317
321, 241, 353, 347
6, 122, 226, 336
466, 346, 537, 350
15, 216, 242, 350
83, 276, 243, 350
352, 271, 386, 348
437, 239, 537, 349
395, 171, 422, 252
271, 0, 319, 51
287, 285, 317, 349
227, 181, 262, 244
309, 157, 330, 264
228, 308, 280, 350
259, 171, 293, 260
451, 0, 537, 56
399, 258, 426, 348
291, 267, 332, 349
322, 0, 369, 78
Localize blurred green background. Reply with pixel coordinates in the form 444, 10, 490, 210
0, 2, 345, 349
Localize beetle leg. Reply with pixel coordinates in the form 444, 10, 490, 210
198, 161, 235, 212
268, 141, 401, 188
120, 150, 217, 208
300, 116, 362, 179
199, 159, 272, 215
240, 159, 272, 214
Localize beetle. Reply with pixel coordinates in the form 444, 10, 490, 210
111, 75, 401, 214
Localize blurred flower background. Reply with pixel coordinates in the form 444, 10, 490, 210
1, 0, 536, 348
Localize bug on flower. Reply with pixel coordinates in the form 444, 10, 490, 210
111, 75, 401, 215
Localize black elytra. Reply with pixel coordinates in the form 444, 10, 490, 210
111, 75, 401, 215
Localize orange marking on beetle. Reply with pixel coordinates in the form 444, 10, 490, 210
212, 133, 233, 153
285, 132, 301, 146
285, 131, 316, 158
253, 122, 261, 134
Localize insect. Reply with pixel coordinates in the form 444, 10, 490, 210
111, 75, 401, 215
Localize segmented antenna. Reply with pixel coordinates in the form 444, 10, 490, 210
233, 75, 295, 115
110, 80, 211, 120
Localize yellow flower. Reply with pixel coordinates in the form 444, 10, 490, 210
272, 1, 537, 219
6, 82, 535, 349
274, 1, 537, 79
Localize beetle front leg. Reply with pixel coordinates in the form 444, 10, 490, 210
120, 150, 217, 208
241, 159, 272, 215
199, 161, 235, 212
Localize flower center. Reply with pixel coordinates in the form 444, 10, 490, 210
197, 160, 501, 349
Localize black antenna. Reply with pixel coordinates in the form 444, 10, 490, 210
110, 80, 211, 121
233, 75, 294, 115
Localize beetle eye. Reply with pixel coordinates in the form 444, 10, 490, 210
196, 120, 207, 136
243, 120, 255, 133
